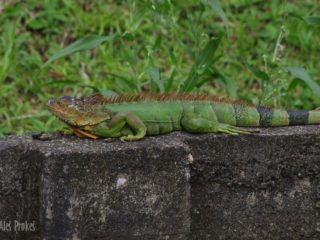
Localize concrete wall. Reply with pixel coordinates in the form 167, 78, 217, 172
0, 126, 320, 239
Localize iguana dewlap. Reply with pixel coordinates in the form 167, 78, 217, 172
47, 93, 320, 141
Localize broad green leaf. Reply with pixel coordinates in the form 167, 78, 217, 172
181, 35, 222, 93
196, 34, 222, 72
43, 35, 113, 67
286, 66, 320, 97
288, 12, 305, 22
205, 0, 229, 30
289, 13, 320, 26
244, 59, 270, 81
304, 16, 320, 26
146, 67, 164, 93
180, 66, 197, 93
153, 35, 162, 50
165, 67, 176, 92
217, 73, 237, 99
27, 19, 47, 30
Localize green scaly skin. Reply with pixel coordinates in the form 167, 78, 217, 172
47, 94, 320, 141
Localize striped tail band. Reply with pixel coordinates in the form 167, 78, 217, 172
257, 106, 320, 126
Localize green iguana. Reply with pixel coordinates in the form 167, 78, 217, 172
47, 93, 320, 141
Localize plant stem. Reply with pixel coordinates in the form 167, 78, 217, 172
272, 0, 287, 63
272, 25, 285, 63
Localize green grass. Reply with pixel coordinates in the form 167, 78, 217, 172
0, 0, 319, 136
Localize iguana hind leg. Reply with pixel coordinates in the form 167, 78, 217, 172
181, 114, 255, 135
216, 123, 255, 135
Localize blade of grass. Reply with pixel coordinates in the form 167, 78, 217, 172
243, 59, 270, 81
286, 66, 320, 97
97, 88, 118, 97
205, 0, 229, 31
217, 72, 237, 99
146, 66, 164, 93
196, 34, 222, 70
43, 35, 115, 67
105, 72, 140, 93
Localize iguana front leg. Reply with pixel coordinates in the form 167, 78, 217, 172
108, 111, 147, 141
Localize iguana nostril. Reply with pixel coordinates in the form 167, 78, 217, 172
47, 99, 56, 106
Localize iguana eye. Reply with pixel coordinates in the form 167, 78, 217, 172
60, 96, 74, 102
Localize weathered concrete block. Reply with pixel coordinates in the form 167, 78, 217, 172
0, 126, 320, 239
0, 135, 191, 240
0, 137, 40, 240
185, 126, 320, 240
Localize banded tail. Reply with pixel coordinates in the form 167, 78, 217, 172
218, 103, 320, 127
257, 107, 320, 126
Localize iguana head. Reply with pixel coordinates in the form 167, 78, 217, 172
47, 96, 110, 127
